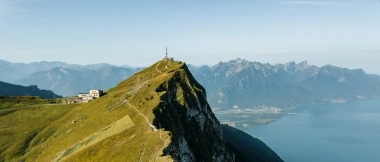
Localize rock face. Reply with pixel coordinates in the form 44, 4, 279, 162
152, 64, 234, 161
1, 59, 283, 162
146, 61, 282, 161
120, 59, 282, 161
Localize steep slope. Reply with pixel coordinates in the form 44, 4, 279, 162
0, 81, 61, 99
0, 104, 77, 160
1, 59, 282, 162
222, 125, 283, 162
149, 61, 234, 161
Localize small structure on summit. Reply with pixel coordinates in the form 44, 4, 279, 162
165, 46, 169, 59
78, 89, 103, 102
163, 46, 174, 61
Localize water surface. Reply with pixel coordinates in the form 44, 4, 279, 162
246, 100, 380, 162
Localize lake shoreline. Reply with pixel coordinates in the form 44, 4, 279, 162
245, 99, 380, 162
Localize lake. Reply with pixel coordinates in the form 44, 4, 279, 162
246, 100, 380, 162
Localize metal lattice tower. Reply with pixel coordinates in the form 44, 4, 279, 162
166, 46, 168, 58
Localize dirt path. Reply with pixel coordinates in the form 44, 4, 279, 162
153, 129, 166, 162
155, 61, 162, 73
135, 75, 141, 86
127, 103, 157, 131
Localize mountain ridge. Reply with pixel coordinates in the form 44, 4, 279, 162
0, 59, 283, 161
0, 59, 138, 83
189, 59, 380, 108
3, 58, 379, 108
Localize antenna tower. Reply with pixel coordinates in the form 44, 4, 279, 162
166, 46, 168, 58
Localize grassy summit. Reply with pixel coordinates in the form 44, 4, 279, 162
1, 59, 194, 161
0, 59, 283, 162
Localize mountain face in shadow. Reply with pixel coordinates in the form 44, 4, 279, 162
0, 81, 61, 99
0, 59, 283, 162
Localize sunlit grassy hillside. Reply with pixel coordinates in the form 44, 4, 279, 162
1, 59, 284, 162
0, 103, 77, 160
0, 59, 184, 161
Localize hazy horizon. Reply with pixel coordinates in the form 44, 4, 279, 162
2, 57, 380, 76
1, 1, 379, 74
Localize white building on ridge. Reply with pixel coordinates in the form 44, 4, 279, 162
78, 89, 103, 102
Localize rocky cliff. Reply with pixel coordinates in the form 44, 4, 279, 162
150, 61, 282, 161
2, 59, 282, 162
151, 62, 234, 161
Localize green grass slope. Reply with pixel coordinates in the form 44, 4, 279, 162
0, 103, 77, 161
1, 59, 283, 162
24, 59, 179, 162
1, 59, 182, 161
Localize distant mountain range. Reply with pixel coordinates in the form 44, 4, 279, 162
1, 59, 380, 107
15, 67, 138, 96
0, 59, 135, 83
0, 81, 60, 99
0, 60, 283, 161
189, 59, 380, 108
0, 59, 141, 96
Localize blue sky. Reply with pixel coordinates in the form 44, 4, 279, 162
1, 0, 379, 74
